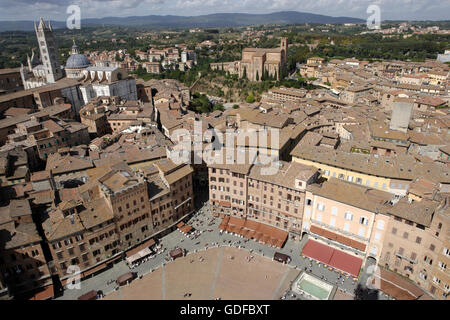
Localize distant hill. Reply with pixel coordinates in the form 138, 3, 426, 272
0, 11, 365, 32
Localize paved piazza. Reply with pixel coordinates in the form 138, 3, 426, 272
104, 246, 298, 300
57, 201, 391, 301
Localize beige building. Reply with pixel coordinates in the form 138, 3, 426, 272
42, 158, 194, 287
303, 179, 393, 267
303, 177, 450, 299
208, 157, 319, 241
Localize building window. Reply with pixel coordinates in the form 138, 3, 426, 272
344, 212, 353, 221
331, 207, 338, 216
377, 220, 384, 230
330, 218, 336, 227
317, 203, 325, 211
358, 228, 365, 237
370, 246, 377, 255
359, 217, 368, 225
316, 213, 322, 222
415, 237, 422, 244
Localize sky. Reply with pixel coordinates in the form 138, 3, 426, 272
0, 0, 449, 21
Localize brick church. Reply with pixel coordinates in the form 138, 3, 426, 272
210, 37, 288, 82
239, 37, 288, 81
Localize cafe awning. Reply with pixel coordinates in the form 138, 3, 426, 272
82, 262, 108, 278
29, 285, 54, 300
116, 272, 134, 286
180, 225, 193, 234
302, 239, 334, 264
176, 221, 185, 229
169, 248, 183, 259
126, 247, 153, 265
78, 290, 97, 300
329, 249, 362, 278
302, 240, 362, 277
274, 252, 291, 263
126, 238, 156, 258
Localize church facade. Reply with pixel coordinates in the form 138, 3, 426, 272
211, 37, 288, 82
239, 37, 288, 82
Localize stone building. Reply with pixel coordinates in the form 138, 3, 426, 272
65, 41, 91, 79
20, 18, 63, 90
0, 68, 23, 95
79, 66, 137, 105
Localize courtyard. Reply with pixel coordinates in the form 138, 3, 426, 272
103, 246, 299, 300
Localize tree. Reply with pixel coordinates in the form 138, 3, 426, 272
256, 70, 259, 82
136, 64, 145, 75
246, 93, 255, 103
233, 104, 239, 109
243, 66, 247, 79
115, 53, 123, 62
213, 103, 225, 111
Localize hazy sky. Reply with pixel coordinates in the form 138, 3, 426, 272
0, 0, 448, 21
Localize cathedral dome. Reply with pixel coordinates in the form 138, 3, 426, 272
65, 53, 91, 69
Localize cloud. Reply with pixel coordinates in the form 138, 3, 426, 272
0, 0, 448, 21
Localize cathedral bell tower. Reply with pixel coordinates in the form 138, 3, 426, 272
34, 18, 63, 83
